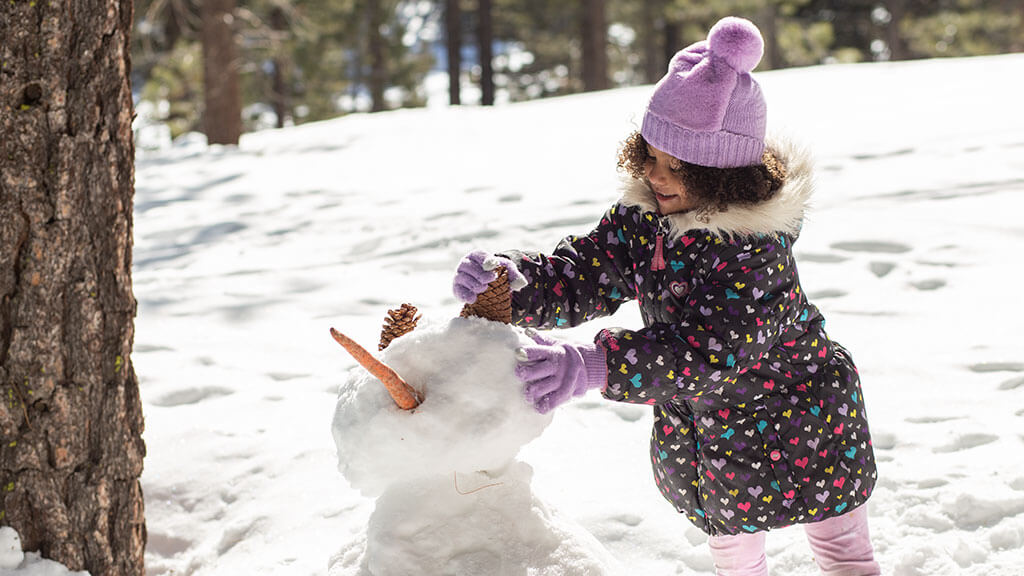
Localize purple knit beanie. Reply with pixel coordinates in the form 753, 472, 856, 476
642, 17, 766, 168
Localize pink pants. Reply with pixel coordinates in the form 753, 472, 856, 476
708, 506, 881, 576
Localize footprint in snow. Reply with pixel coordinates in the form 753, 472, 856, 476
997, 376, 1024, 391
807, 288, 847, 300
796, 252, 850, 264
932, 433, 999, 453
851, 148, 915, 161
909, 278, 946, 291
917, 478, 948, 489
268, 372, 309, 382
146, 532, 192, 557
150, 386, 234, 407
868, 261, 897, 278
905, 415, 963, 424
968, 362, 1024, 373
831, 240, 913, 254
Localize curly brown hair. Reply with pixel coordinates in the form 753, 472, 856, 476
617, 131, 787, 220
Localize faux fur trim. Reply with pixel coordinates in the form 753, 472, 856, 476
618, 137, 815, 240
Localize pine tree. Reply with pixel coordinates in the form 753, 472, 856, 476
0, 0, 146, 573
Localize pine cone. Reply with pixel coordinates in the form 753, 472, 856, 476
379, 303, 421, 351
460, 267, 512, 325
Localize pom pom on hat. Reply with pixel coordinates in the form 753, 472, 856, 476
708, 16, 764, 73
641, 16, 767, 168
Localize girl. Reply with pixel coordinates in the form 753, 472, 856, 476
453, 17, 880, 576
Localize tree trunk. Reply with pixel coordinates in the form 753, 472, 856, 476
0, 0, 146, 574
758, 2, 781, 69
367, 0, 387, 112
478, 0, 494, 105
270, 5, 290, 128
642, 0, 663, 83
446, 0, 462, 105
1005, 0, 1024, 52
886, 0, 910, 60
201, 0, 243, 144
579, 0, 608, 91
163, 0, 185, 50
663, 18, 681, 69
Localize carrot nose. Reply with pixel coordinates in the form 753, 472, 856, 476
330, 328, 423, 410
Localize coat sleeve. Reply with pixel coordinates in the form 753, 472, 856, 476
501, 204, 643, 329
599, 236, 798, 405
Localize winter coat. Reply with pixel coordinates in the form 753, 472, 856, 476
502, 140, 877, 536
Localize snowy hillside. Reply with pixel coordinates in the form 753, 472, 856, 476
12, 54, 1022, 576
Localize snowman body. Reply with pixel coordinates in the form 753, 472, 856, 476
330, 318, 620, 576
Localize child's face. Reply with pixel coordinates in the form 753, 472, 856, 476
644, 144, 695, 215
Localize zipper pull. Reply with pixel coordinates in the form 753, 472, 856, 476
652, 234, 666, 271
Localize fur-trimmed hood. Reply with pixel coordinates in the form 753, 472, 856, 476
618, 137, 815, 240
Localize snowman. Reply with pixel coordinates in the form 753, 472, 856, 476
327, 275, 621, 576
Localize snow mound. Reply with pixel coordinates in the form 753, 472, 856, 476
0, 528, 22, 571
0, 527, 89, 575
329, 462, 621, 576
331, 317, 554, 496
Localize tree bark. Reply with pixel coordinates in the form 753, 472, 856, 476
367, 0, 387, 112
579, 0, 608, 91
446, 0, 462, 105
477, 0, 494, 105
201, 0, 243, 143
0, 0, 146, 574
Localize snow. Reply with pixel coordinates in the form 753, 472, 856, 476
330, 463, 620, 576
0, 528, 88, 576
9, 53, 1024, 575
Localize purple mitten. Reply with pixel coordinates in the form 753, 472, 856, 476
452, 249, 527, 304
515, 329, 607, 414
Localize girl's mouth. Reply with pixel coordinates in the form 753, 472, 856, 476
654, 192, 675, 202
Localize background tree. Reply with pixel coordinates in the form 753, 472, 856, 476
641, 0, 667, 82
202, 0, 244, 142
366, 0, 389, 112
268, 2, 294, 127
895, 0, 1023, 59
478, 0, 495, 105
580, 0, 609, 91
446, 0, 463, 104
0, 0, 146, 574
130, 0, 1024, 138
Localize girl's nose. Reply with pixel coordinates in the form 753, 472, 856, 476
648, 162, 668, 184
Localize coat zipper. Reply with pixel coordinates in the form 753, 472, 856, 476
651, 224, 666, 271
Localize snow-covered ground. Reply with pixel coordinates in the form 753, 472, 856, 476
7, 54, 1024, 576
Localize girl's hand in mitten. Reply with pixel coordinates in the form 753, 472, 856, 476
452, 249, 527, 304
515, 328, 607, 414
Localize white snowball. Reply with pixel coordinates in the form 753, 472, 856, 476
332, 317, 553, 497
0, 527, 24, 569
0, 527, 87, 575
